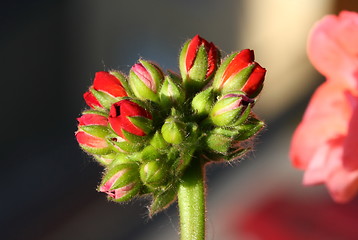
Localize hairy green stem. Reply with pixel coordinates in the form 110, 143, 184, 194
178, 159, 205, 240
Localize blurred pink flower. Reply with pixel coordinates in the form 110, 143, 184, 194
290, 11, 358, 203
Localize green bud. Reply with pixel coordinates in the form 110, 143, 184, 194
141, 145, 162, 162
191, 87, 214, 117
161, 117, 186, 144
150, 131, 169, 149
210, 93, 254, 126
140, 161, 168, 188
205, 132, 232, 154
159, 75, 185, 108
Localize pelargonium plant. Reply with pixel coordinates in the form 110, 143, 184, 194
75, 35, 266, 240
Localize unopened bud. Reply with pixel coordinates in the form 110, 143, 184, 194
99, 163, 140, 202
159, 75, 185, 108
161, 117, 186, 144
140, 161, 168, 188
212, 49, 266, 98
210, 93, 253, 127
191, 87, 214, 117
179, 35, 219, 91
129, 60, 164, 103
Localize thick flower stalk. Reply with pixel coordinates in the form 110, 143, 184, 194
290, 11, 358, 203
75, 35, 266, 240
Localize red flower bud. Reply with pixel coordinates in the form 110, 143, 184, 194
83, 71, 128, 109
213, 49, 266, 98
75, 112, 111, 154
93, 71, 128, 98
108, 100, 152, 140
75, 131, 109, 150
185, 35, 218, 78
179, 35, 220, 90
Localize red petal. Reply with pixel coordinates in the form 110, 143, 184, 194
109, 100, 152, 138
77, 113, 108, 126
206, 42, 218, 78
93, 71, 127, 97
241, 64, 266, 97
185, 35, 201, 72
83, 91, 102, 109
222, 49, 254, 85
75, 131, 108, 148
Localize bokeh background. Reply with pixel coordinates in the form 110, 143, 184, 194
2, 0, 358, 239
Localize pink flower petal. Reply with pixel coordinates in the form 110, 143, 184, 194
343, 92, 358, 170
307, 11, 358, 88
290, 82, 352, 169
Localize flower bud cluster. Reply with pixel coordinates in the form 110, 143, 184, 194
75, 35, 266, 215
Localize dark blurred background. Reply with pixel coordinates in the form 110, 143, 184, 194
1, 0, 358, 239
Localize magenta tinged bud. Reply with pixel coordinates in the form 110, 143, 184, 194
129, 60, 164, 102
210, 93, 254, 126
99, 163, 140, 202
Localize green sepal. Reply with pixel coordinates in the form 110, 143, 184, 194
109, 70, 134, 98
149, 184, 178, 216
140, 145, 163, 162
93, 152, 118, 166
221, 64, 256, 95
179, 40, 190, 80
159, 75, 185, 108
80, 143, 113, 156
140, 59, 163, 91
89, 88, 118, 110
110, 183, 141, 203
127, 116, 153, 135
174, 147, 195, 174
205, 132, 232, 154
232, 103, 252, 126
212, 53, 237, 91
191, 87, 214, 117
82, 109, 108, 117
106, 153, 131, 167
79, 125, 109, 138
186, 45, 209, 90
122, 129, 148, 143
150, 131, 169, 149
107, 135, 143, 153
100, 163, 140, 190
233, 116, 265, 141
140, 160, 168, 188
223, 148, 250, 161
